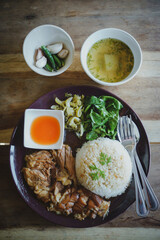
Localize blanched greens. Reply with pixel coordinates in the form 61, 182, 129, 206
83, 95, 123, 140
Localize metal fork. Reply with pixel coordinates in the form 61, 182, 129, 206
117, 115, 149, 217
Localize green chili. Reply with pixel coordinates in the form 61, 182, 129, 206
52, 55, 62, 68
61, 59, 65, 67
41, 46, 57, 71
44, 63, 53, 72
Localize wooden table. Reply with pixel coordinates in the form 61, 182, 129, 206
0, 0, 160, 239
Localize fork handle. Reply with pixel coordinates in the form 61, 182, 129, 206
134, 151, 159, 211
132, 155, 149, 217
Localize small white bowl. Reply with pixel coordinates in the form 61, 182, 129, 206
23, 24, 74, 76
24, 109, 64, 149
81, 28, 142, 86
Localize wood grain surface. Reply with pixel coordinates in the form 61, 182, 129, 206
0, 0, 160, 239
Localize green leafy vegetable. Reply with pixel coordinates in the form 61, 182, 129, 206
89, 172, 99, 180
99, 170, 106, 179
99, 152, 108, 165
83, 95, 123, 140
99, 152, 111, 165
89, 164, 98, 170
89, 164, 106, 180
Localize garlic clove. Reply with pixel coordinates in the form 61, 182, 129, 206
36, 56, 47, 68
57, 49, 69, 59
47, 43, 63, 54
36, 48, 44, 60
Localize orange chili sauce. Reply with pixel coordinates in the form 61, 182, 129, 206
30, 116, 60, 145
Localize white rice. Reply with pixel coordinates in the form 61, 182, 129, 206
75, 137, 132, 199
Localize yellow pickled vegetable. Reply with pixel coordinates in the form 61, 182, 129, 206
51, 93, 84, 137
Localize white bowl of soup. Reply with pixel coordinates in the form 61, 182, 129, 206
80, 28, 142, 86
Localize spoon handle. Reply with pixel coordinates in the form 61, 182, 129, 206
132, 154, 149, 217
134, 151, 159, 211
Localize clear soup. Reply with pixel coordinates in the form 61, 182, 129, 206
87, 38, 134, 83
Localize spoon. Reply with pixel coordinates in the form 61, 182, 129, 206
130, 121, 159, 211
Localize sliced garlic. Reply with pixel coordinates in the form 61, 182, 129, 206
36, 48, 44, 60
47, 43, 63, 54
36, 56, 47, 68
57, 49, 69, 59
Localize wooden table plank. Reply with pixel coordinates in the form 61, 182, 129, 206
0, 0, 160, 53
0, 227, 160, 240
143, 121, 160, 143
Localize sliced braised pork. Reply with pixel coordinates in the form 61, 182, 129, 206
22, 145, 110, 220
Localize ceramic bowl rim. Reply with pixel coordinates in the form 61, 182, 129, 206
80, 28, 142, 86
23, 24, 75, 76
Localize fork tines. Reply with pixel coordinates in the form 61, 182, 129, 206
119, 115, 135, 140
